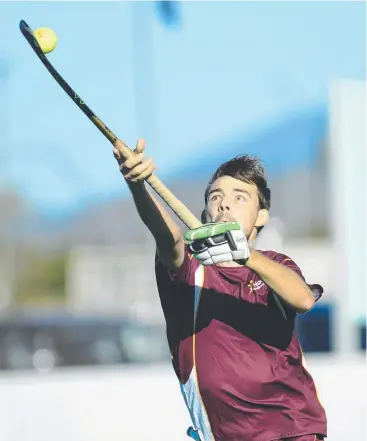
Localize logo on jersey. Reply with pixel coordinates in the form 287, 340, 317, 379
247, 280, 266, 294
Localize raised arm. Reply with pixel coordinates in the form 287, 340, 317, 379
245, 251, 315, 313
114, 139, 185, 271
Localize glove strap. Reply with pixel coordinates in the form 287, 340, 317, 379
232, 250, 248, 262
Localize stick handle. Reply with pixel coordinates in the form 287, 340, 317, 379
92, 115, 202, 229
111, 136, 202, 230
146, 174, 202, 229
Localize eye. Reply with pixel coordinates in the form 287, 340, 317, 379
210, 194, 220, 202
236, 194, 247, 202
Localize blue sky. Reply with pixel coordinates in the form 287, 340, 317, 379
0, 1, 365, 215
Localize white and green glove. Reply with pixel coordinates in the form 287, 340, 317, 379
184, 222, 251, 266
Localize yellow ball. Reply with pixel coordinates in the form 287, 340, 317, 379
33, 27, 58, 54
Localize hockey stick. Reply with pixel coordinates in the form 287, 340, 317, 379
19, 19, 202, 229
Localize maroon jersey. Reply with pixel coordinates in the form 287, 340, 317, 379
155, 248, 327, 441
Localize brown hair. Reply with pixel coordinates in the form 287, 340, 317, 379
204, 155, 271, 232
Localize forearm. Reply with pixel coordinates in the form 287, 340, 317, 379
245, 250, 315, 313
128, 181, 184, 268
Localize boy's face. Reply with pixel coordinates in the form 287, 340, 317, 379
205, 176, 268, 238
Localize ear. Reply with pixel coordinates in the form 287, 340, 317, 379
201, 209, 208, 224
255, 209, 269, 228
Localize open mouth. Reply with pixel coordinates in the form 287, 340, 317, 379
215, 214, 235, 223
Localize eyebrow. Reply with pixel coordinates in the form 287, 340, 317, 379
208, 188, 252, 198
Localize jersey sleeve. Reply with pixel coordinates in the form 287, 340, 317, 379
155, 245, 199, 284
274, 253, 324, 302
155, 246, 199, 325
263, 251, 323, 319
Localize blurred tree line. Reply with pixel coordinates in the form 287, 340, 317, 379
14, 249, 67, 306
0, 188, 67, 308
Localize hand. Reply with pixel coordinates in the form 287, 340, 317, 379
113, 139, 156, 183
184, 222, 251, 266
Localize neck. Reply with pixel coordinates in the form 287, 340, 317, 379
248, 229, 257, 243
216, 261, 243, 268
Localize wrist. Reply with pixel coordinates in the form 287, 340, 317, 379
127, 179, 145, 192
244, 248, 256, 267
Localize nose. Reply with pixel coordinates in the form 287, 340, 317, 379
219, 198, 231, 212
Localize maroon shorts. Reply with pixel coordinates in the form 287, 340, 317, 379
281, 435, 325, 441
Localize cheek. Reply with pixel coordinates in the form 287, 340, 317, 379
234, 205, 258, 226
206, 203, 217, 218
